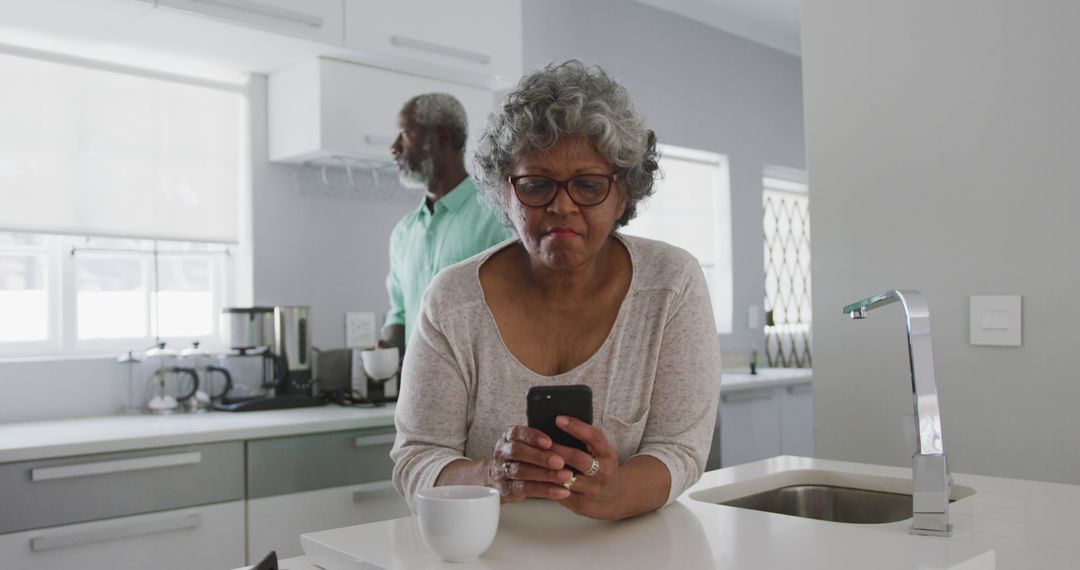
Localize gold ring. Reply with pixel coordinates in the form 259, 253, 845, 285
562, 475, 577, 490
584, 456, 600, 477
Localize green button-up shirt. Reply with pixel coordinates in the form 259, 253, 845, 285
384, 177, 511, 345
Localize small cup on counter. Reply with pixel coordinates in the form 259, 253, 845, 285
415, 486, 500, 562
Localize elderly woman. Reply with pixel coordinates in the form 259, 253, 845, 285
391, 60, 720, 521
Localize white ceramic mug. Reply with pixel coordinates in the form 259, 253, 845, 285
415, 486, 500, 562
360, 347, 399, 380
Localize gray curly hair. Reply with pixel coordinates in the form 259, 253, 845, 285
407, 93, 468, 155
474, 60, 659, 229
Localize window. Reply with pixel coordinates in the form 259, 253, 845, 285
0, 232, 229, 356
762, 168, 811, 367
0, 48, 245, 356
0, 49, 244, 242
623, 144, 733, 332
0, 233, 50, 343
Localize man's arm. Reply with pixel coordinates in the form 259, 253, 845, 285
379, 324, 405, 352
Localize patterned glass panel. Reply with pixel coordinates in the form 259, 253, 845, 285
763, 183, 811, 368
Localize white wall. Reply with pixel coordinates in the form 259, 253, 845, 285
523, 0, 805, 353
803, 1, 1080, 484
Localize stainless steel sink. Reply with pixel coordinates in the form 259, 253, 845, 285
718, 484, 953, 524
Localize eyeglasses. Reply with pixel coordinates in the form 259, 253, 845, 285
508, 173, 617, 208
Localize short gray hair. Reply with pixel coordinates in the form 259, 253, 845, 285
474, 60, 658, 229
407, 93, 468, 154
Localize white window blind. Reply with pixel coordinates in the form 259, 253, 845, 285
623, 144, 733, 333
0, 51, 244, 243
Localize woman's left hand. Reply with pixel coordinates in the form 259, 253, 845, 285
548, 415, 626, 520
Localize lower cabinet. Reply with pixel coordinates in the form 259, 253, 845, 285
0, 426, 411, 567
247, 480, 410, 559
0, 501, 244, 570
780, 383, 815, 458
244, 427, 409, 562
716, 381, 813, 468
720, 387, 782, 467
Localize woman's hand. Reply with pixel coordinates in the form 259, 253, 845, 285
485, 425, 575, 503
548, 416, 628, 520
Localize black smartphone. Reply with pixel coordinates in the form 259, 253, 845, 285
526, 385, 593, 456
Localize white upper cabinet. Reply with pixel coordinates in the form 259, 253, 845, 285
143, 0, 345, 44
342, 0, 522, 88
269, 58, 496, 164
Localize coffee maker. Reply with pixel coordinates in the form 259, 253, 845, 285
214, 305, 323, 411
273, 305, 315, 396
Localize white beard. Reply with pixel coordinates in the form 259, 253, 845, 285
397, 165, 431, 189
396, 139, 437, 190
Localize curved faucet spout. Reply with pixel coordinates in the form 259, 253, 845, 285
843, 289, 952, 536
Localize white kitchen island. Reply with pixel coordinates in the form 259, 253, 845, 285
261, 456, 1079, 570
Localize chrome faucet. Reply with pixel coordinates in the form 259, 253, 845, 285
843, 290, 952, 537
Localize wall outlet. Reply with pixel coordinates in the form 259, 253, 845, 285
345, 311, 377, 348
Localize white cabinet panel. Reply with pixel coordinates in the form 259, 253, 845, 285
0, 501, 244, 570
781, 383, 814, 458
248, 481, 410, 560
147, 0, 345, 44
269, 58, 495, 164
720, 387, 782, 467
343, 0, 521, 86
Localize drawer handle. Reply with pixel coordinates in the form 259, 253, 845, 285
191, 0, 323, 27
364, 134, 395, 147
30, 513, 201, 552
351, 480, 396, 502
352, 433, 397, 448
786, 383, 812, 395
390, 35, 492, 65
31, 452, 202, 482
721, 388, 774, 403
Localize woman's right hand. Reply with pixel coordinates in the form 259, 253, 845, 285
486, 425, 575, 503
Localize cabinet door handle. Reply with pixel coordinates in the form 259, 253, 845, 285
786, 383, 812, 395
352, 433, 397, 448
364, 134, 395, 146
31, 451, 202, 482
351, 480, 396, 502
191, 0, 323, 27
721, 388, 774, 403
30, 513, 201, 552
389, 35, 492, 65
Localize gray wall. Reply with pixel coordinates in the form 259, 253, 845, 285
524, 0, 805, 353
803, 1, 1080, 484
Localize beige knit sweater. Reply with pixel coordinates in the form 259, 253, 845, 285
390, 233, 721, 509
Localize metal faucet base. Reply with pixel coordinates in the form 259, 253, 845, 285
910, 524, 953, 537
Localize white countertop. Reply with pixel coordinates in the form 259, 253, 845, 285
0, 405, 397, 463
720, 367, 811, 392
0, 369, 809, 464
294, 456, 1080, 570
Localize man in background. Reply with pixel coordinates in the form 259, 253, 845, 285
380, 93, 510, 352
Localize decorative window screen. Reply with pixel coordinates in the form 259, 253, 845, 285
763, 171, 811, 368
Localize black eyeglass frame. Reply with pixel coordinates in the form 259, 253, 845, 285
507, 173, 618, 208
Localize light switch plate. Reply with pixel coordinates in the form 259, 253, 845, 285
345, 311, 377, 349
747, 305, 761, 329
970, 295, 1021, 347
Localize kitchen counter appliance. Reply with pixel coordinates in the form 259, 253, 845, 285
213, 305, 323, 412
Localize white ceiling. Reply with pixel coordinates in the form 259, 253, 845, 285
634, 0, 801, 56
